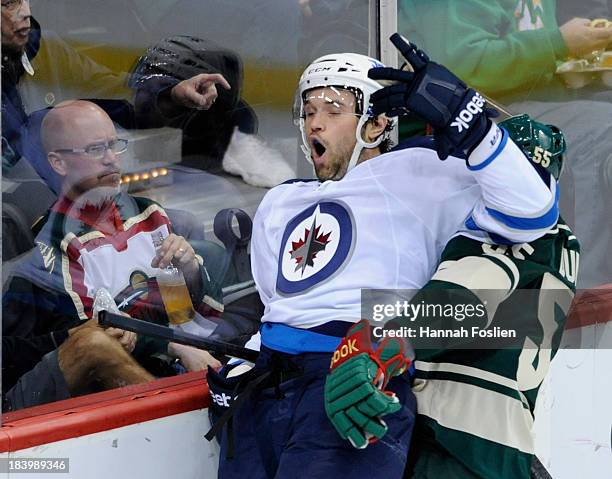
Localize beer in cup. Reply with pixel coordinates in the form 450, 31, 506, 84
152, 231, 196, 325
157, 268, 196, 325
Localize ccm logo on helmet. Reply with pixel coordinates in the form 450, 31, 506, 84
451, 92, 485, 133
308, 67, 332, 74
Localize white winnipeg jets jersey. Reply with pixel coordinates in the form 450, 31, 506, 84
250, 125, 558, 350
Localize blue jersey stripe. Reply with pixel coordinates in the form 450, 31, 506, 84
485, 187, 559, 231
467, 128, 508, 171
465, 216, 481, 231
464, 216, 514, 244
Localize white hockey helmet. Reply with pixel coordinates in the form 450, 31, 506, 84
293, 52, 397, 175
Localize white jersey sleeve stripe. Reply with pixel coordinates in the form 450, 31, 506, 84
415, 360, 519, 391
413, 378, 535, 454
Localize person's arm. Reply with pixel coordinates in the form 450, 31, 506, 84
370, 34, 557, 243
3, 273, 81, 338
39, 32, 230, 128
400, 0, 567, 97
134, 73, 230, 128
558, 17, 612, 57
36, 32, 132, 101
463, 123, 557, 244
1, 333, 69, 397
167, 342, 221, 371
2, 272, 77, 394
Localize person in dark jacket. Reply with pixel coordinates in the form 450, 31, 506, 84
1, 0, 229, 172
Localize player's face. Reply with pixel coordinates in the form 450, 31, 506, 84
1, 0, 31, 54
303, 87, 359, 181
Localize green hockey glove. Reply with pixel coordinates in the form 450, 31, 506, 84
324, 320, 411, 449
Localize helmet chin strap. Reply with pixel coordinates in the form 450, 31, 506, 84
299, 117, 314, 165
346, 115, 384, 173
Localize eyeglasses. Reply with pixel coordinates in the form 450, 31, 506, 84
53, 138, 129, 160
1, 0, 28, 12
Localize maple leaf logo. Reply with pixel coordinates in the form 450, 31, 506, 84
289, 216, 331, 275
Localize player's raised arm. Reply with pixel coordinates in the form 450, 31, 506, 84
369, 34, 558, 243
368, 33, 498, 161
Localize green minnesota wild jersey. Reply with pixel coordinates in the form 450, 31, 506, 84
409, 220, 579, 479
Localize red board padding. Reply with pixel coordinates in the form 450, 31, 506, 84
566, 284, 612, 330
0, 372, 211, 452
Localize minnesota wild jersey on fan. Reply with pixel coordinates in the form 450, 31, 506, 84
409, 221, 580, 479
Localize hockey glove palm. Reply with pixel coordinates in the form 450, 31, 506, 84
324, 320, 411, 449
368, 33, 497, 160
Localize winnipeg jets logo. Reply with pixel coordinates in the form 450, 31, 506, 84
290, 217, 332, 275
277, 202, 354, 294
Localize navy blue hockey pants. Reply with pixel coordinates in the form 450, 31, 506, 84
217, 346, 416, 479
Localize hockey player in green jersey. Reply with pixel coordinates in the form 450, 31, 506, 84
403, 114, 579, 478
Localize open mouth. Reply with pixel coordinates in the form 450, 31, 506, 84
311, 138, 327, 159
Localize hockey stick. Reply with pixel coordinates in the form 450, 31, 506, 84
482, 93, 515, 121
530, 456, 552, 479
98, 310, 259, 362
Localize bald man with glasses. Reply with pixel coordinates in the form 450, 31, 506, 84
2, 100, 223, 411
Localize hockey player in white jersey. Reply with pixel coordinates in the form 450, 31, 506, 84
208, 34, 560, 479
